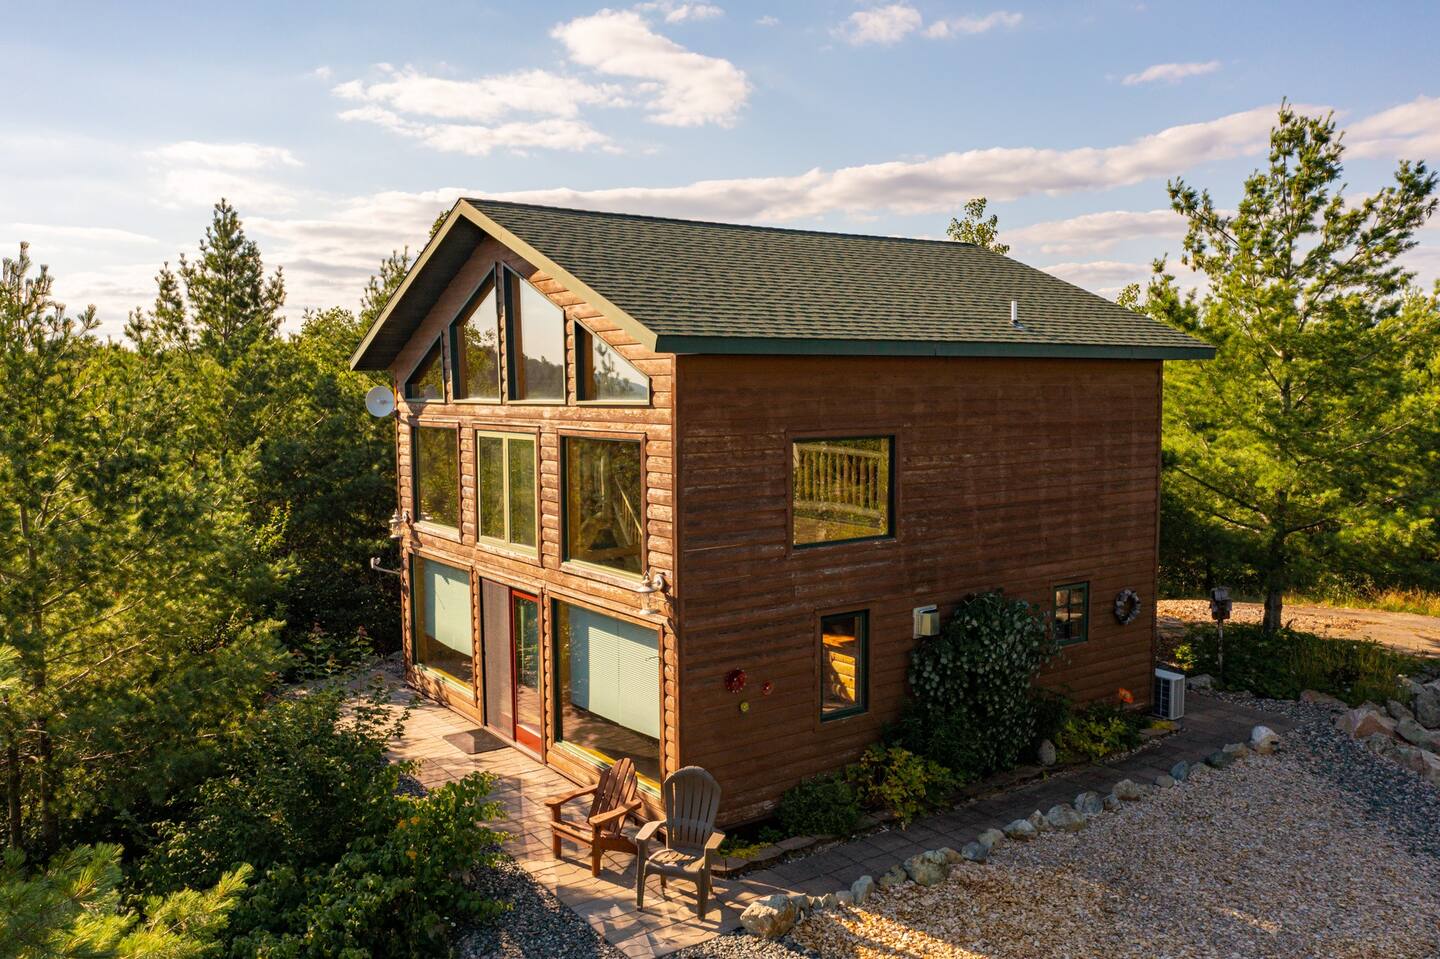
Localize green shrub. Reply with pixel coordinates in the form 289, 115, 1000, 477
1052, 702, 1145, 763
1174, 622, 1417, 705
844, 745, 955, 827
897, 592, 1058, 777
777, 775, 862, 837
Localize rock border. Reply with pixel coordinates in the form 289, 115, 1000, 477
737, 724, 1283, 940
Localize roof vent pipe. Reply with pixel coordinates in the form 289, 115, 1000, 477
1010, 298, 1027, 331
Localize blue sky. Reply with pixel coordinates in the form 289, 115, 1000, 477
4, 0, 1438, 334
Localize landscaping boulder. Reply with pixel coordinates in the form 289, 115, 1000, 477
1170, 760, 1190, 782
836, 890, 854, 907
1206, 749, 1235, 769
1187, 674, 1214, 690
1113, 778, 1145, 801
1103, 792, 1122, 810
740, 894, 798, 939
1027, 809, 1050, 833
960, 840, 989, 863
851, 875, 875, 905
1411, 681, 1440, 729
1074, 791, 1105, 817
1222, 742, 1250, 761
1250, 726, 1281, 754
903, 850, 950, 886
977, 827, 1006, 849
1301, 689, 1346, 708
1003, 818, 1038, 840
878, 864, 908, 888
1396, 717, 1440, 750
1037, 738, 1057, 767
1153, 774, 1176, 789
1336, 707, 1396, 740
1387, 699, 1416, 723
938, 846, 965, 864
1045, 804, 1085, 832
1363, 732, 1400, 758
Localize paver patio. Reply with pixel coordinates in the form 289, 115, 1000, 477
377, 665, 1289, 957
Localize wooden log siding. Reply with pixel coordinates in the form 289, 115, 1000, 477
674, 354, 1162, 823
389, 236, 680, 803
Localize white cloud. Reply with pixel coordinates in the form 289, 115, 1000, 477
1122, 60, 1221, 86
756, 15, 779, 27
1347, 94, 1440, 159
332, 65, 627, 122
1008, 208, 1185, 255
839, 4, 923, 45
146, 141, 303, 170
924, 11, 1022, 38
636, 1, 724, 22
552, 9, 749, 127
4, 223, 158, 247
309, 65, 333, 81
337, 106, 617, 156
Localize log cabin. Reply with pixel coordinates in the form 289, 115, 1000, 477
349, 199, 1213, 823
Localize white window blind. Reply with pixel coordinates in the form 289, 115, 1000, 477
422, 559, 472, 656
566, 605, 659, 740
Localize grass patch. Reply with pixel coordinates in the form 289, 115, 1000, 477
1294, 587, 1440, 619
1173, 622, 1422, 705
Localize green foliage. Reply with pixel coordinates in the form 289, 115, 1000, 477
945, 197, 1010, 254
844, 745, 955, 828
777, 775, 862, 838
898, 592, 1057, 777
1174, 622, 1417, 705
225, 775, 504, 959
0, 843, 248, 959
1052, 703, 1145, 763
1135, 103, 1440, 627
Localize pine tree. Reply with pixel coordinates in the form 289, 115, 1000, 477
177, 200, 284, 366
1140, 103, 1440, 630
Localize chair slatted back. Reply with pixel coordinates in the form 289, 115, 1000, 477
588, 757, 638, 838
661, 766, 721, 852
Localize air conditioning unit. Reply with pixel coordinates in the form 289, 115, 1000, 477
1154, 668, 1185, 720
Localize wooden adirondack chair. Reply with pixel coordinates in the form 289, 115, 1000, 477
635, 766, 724, 920
545, 757, 642, 877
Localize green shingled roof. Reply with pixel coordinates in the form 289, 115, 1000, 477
350, 199, 1212, 370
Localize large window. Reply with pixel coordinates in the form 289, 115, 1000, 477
1054, 582, 1089, 646
576, 323, 649, 403
451, 275, 501, 401
403, 340, 445, 402
792, 437, 893, 547
476, 431, 537, 552
554, 601, 661, 783
505, 270, 566, 402
411, 556, 473, 686
413, 426, 459, 529
563, 437, 643, 575
820, 610, 867, 720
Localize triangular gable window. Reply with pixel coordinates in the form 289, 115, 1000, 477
450, 270, 501, 401
403, 339, 446, 401
504, 268, 567, 402
576, 322, 650, 404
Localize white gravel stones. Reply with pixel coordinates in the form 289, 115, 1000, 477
1002, 818, 1037, 840
785, 739, 1440, 959
1112, 778, 1145, 800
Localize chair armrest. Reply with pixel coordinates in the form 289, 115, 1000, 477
544, 786, 596, 811
704, 830, 725, 854
588, 803, 635, 830
634, 819, 665, 845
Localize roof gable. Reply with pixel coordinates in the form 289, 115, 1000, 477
351, 199, 1212, 370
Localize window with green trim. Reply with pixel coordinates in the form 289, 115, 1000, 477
576, 322, 649, 403
792, 437, 893, 547
476, 431, 537, 552
820, 610, 867, 719
404, 340, 445, 402
1054, 582, 1089, 646
451, 272, 501, 401
563, 437, 643, 575
505, 269, 566, 402
412, 426, 459, 529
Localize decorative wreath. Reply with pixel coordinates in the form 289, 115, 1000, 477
1114, 589, 1142, 625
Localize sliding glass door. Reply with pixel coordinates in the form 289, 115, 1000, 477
512, 592, 542, 752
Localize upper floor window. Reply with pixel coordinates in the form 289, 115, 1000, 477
451, 274, 501, 401
576, 323, 650, 403
563, 436, 643, 575
505, 269, 566, 402
792, 437, 893, 547
1054, 582, 1089, 646
820, 609, 867, 720
404, 340, 445, 402
413, 426, 459, 530
476, 431, 537, 552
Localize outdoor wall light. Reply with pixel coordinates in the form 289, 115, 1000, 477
635, 569, 668, 615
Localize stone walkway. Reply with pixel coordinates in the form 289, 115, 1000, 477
378, 665, 1288, 958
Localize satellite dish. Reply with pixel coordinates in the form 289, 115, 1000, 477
365, 385, 396, 418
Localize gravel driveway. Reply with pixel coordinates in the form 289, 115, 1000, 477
771, 697, 1440, 959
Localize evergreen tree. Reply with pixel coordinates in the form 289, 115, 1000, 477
1139, 103, 1440, 629
177, 200, 284, 366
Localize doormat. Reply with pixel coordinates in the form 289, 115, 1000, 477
443, 728, 509, 755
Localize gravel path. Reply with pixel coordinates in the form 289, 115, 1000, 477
459, 858, 624, 959
775, 696, 1440, 959
1157, 598, 1440, 657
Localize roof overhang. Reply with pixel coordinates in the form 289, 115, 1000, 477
349, 199, 658, 371
652, 334, 1216, 360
